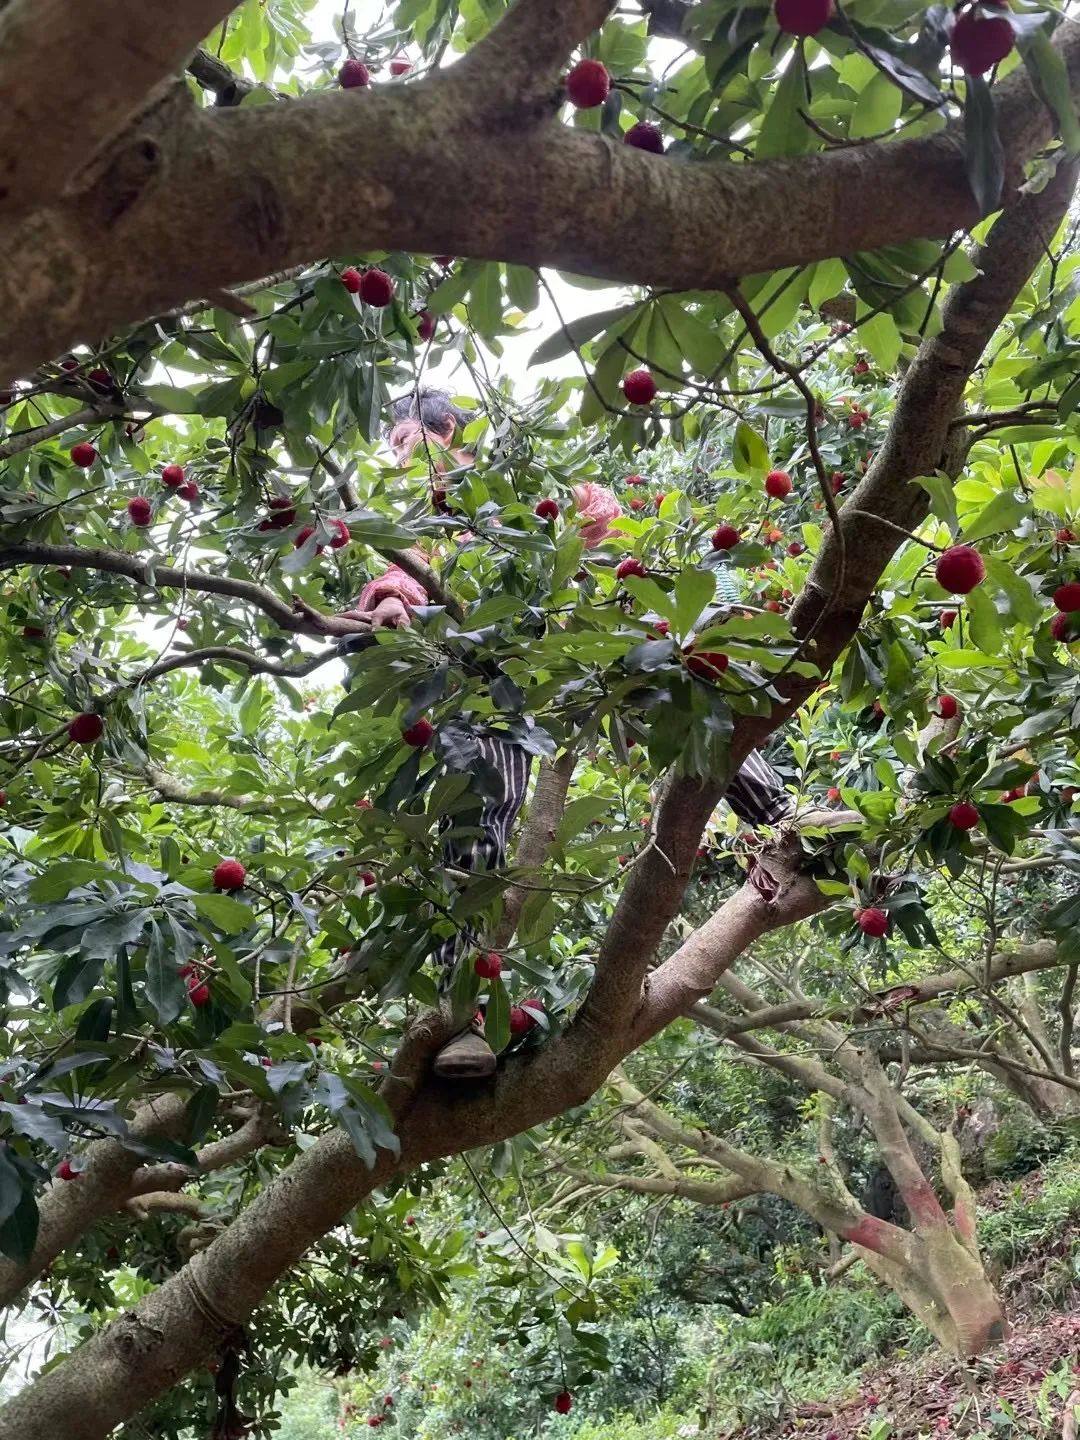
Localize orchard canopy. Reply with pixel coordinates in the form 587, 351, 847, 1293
3, 0, 1080, 1435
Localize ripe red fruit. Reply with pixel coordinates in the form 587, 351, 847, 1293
341, 267, 363, 293
764, 599, 782, 612
1053, 581, 1080, 613
535, 498, 560, 520
940, 608, 957, 629
59, 356, 80, 372
712, 524, 740, 550
856, 907, 888, 938
625, 474, 645, 486
359, 268, 395, 307
950, 10, 1014, 73
937, 695, 958, 719
328, 518, 351, 550
774, 0, 834, 35
623, 368, 657, 405
765, 470, 792, 499
521, 998, 545, 1019
402, 718, 434, 748
68, 712, 103, 745
949, 801, 980, 831
787, 541, 804, 556
0, 791, 6, 807
827, 786, 841, 802
554, 1392, 573, 1415
629, 497, 645, 511
177, 481, 199, 502
852, 359, 869, 376
127, 496, 152, 527
87, 367, 113, 391
653, 620, 670, 636
70, 442, 97, 467
22, 625, 44, 639
358, 871, 377, 889
355, 797, 373, 810
935, 545, 985, 594
212, 859, 246, 891
339, 59, 371, 87
566, 58, 610, 108
1057, 528, 1075, 544
624, 121, 664, 153
57, 1158, 78, 1181
476, 951, 503, 979
295, 525, 323, 554
188, 982, 210, 1007
161, 463, 185, 487
831, 472, 845, 494
686, 649, 729, 680
849, 412, 866, 429
416, 310, 436, 342
615, 558, 647, 582
389, 57, 412, 74
1051, 611, 1078, 642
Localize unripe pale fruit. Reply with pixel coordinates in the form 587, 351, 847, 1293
935, 545, 985, 594
339, 59, 370, 87
70, 442, 97, 467
212, 859, 246, 891
475, 951, 502, 979
686, 649, 728, 680
359, 268, 395, 307
765, 470, 792, 499
566, 58, 610, 108
341, 267, 363, 293
616, 558, 647, 580
622, 368, 657, 405
535, 499, 559, 520
162, 463, 185, 487
1053, 581, 1080, 613
554, 1392, 573, 1415
624, 121, 664, 153
949, 801, 980, 831
937, 694, 958, 719
712, 524, 740, 550
856, 907, 888, 938
950, 10, 1014, 73
402, 718, 434, 748
68, 712, 103, 745
127, 496, 152, 527
775, 0, 834, 35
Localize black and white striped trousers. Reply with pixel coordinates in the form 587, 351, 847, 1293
431, 737, 791, 969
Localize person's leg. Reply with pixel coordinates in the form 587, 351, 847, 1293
433, 735, 534, 1079
725, 749, 795, 828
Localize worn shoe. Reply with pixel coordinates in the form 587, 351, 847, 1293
433, 1025, 497, 1079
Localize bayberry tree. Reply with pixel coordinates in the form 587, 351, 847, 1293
2, 0, 1080, 1434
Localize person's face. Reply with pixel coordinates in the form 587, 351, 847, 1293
388, 417, 455, 466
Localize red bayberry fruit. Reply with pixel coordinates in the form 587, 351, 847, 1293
328, 518, 351, 550
1057, 528, 1075, 544
1051, 611, 1078, 642
212, 859, 246, 891
188, 981, 210, 1007
70, 442, 96, 467
767, 528, 784, 544
937, 695, 958, 719
624, 121, 664, 153
341, 267, 363, 293
856, 907, 888, 938
849, 412, 866, 429
126, 496, 152, 527
935, 545, 985, 594
950, 10, 1014, 73
402, 718, 434, 748
177, 481, 199, 502
57, 1158, 78, 1181
1053, 581, 1080, 613
554, 1392, 573, 1414
566, 58, 610, 108
416, 310, 435, 342
68, 712, 103, 745
59, 356, 80, 372
949, 801, 980, 831
764, 600, 782, 612
787, 541, 804, 556
535, 498, 559, 520
616, 557, 647, 580
359, 268, 395, 307
294, 526, 323, 554
940, 608, 957, 629
475, 951, 502, 979
685, 649, 729, 680
389, 58, 412, 75
625, 474, 645, 486
622, 369, 657, 405
339, 59, 370, 87
827, 786, 841, 802
712, 524, 740, 550
359, 871, 377, 889
774, 0, 834, 35
831, 472, 845, 494
161, 463, 185, 487
87, 367, 113, 392
629, 497, 645, 511
765, 470, 792, 499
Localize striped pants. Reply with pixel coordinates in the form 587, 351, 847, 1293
431, 737, 792, 969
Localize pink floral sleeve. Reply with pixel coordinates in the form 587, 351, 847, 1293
573, 482, 623, 548
356, 564, 429, 612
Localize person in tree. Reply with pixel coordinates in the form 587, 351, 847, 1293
340, 388, 814, 1079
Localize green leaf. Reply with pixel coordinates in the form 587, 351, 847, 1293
965, 583, 1003, 655
191, 893, 253, 934
137, 384, 199, 415
732, 420, 769, 475
850, 70, 903, 140
529, 304, 640, 368
858, 312, 901, 372
963, 73, 1005, 215
53, 954, 105, 1011
75, 998, 114, 1044
961, 489, 1029, 543
185, 1084, 219, 1145
505, 265, 539, 313
756, 49, 814, 160
1018, 26, 1080, 154
484, 974, 511, 1054
915, 472, 959, 534
145, 922, 187, 1025
0, 1148, 25, 1227
674, 568, 717, 635
809, 258, 847, 311
426, 259, 480, 316
0, 1187, 38, 1263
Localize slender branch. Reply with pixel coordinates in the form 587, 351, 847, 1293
137, 644, 340, 685
0, 405, 120, 460
187, 47, 255, 106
